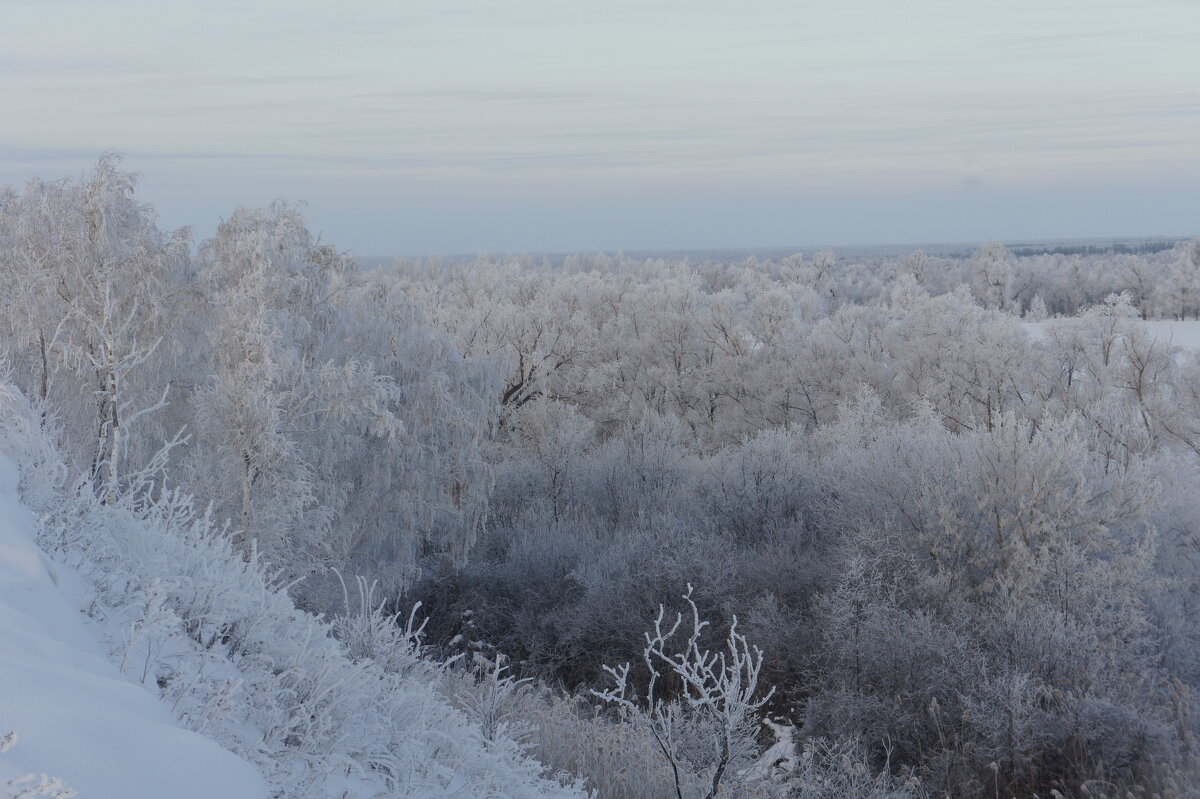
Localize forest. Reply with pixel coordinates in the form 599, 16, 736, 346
2, 157, 1199, 798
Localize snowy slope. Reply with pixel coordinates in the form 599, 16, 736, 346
0, 382, 580, 799
0, 454, 268, 799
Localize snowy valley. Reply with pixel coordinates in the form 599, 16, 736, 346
1, 160, 1199, 798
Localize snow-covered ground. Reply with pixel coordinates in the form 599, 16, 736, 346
0, 454, 268, 799
1025, 319, 1200, 350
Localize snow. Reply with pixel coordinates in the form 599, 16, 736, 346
0, 454, 268, 799
1025, 319, 1200, 350
740, 720, 796, 782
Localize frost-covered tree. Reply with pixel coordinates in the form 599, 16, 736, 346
187, 202, 495, 593
187, 201, 348, 567
0, 156, 188, 488
969, 241, 1014, 310
1157, 239, 1200, 320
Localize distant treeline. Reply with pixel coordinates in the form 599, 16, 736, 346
1010, 239, 1182, 257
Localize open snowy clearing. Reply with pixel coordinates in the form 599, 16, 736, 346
1025, 319, 1200, 350
0, 454, 268, 799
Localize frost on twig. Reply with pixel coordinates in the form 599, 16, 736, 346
2, 732, 77, 799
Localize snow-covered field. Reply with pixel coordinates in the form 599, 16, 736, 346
1025, 319, 1200, 350
0, 454, 268, 799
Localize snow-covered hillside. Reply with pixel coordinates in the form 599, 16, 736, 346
0, 384, 581, 799
0, 453, 268, 798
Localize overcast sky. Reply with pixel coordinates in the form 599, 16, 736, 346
2, 0, 1197, 255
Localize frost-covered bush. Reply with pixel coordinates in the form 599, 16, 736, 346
593, 586, 774, 799
514, 690, 687, 799
785, 738, 923, 799
695, 428, 810, 545
803, 398, 1175, 796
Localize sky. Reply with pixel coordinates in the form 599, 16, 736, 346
1, 0, 1197, 255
